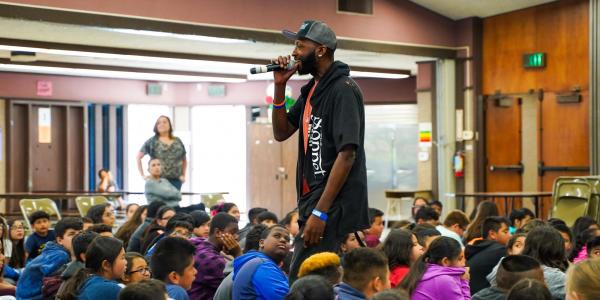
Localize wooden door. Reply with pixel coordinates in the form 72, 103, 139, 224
31, 105, 67, 191
247, 123, 298, 218
7, 101, 86, 213
539, 91, 589, 218
485, 96, 523, 215
248, 123, 283, 215
281, 132, 298, 216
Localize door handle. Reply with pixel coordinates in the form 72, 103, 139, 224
538, 162, 589, 176
489, 163, 524, 174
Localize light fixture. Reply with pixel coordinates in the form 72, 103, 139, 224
0, 64, 247, 83
103, 28, 253, 44
0, 45, 254, 75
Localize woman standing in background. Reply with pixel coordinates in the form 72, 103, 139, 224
136, 116, 187, 190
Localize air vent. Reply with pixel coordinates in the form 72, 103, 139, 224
338, 0, 373, 15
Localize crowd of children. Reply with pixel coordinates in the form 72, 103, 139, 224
0, 197, 598, 299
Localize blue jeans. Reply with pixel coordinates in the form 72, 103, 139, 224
167, 178, 183, 190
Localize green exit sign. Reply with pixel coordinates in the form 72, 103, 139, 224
523, 53, 546, 68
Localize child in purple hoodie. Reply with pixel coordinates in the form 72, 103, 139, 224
399, 237, 470, 300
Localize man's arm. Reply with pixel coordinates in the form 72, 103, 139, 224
272, 83, 298, 141
303, 145, 356, 246
271, 56, 299, 141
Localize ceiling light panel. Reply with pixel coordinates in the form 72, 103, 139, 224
0, 64, 247, 83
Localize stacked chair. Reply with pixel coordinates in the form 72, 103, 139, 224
551, 176, 600, 226
75, 196, 109, 217
19, 198, 62, 231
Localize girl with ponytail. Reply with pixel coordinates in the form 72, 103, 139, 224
57, 236, 127, 300
398, 237, 470, 300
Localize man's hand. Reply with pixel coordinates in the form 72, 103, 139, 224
179, 175, 186, 183
272, 55, 298, 86
221, 233, 242, 257
302, 215, 326, 247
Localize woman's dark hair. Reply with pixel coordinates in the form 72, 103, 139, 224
412, 197, 428, 218
153, 115, 173, 138
549, 222, 572, 244
284, 275, 335, 300
399, 237, 462, 296
146, 201, 166, 219
210, 202, 237, 216
381, 229, 416, 269
141, 206, 175, 241
125, 203, 140, 214
154, 206, 174, 225
572, 216, 598, 239
506, 278, 552, 300
7, 219, 26, 269
570, 217, 598, 260
58, 236, 124, 300
465, 201, 499, 243
570, 227, 600, 261
86, 203, 111, 224
116, 205, 148, 249
522, 226, 568, 271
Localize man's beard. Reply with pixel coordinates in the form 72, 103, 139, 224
298, 49, 317, 75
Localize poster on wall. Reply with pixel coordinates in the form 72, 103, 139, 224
419, 122, 432, 148
38, 107, 51, 143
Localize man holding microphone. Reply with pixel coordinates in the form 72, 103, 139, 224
270, 20, 369, 281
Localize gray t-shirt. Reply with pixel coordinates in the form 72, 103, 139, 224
141, 136, 186, 179
213, 272, 233, 300
144, 178, 181, 207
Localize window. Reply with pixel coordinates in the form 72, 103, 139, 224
190, 105, 247, 212
338, 0, 373, 15
365, 104, 418, 211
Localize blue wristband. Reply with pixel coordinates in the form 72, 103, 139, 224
311, 209, 328, 222
272, 101, 286, 109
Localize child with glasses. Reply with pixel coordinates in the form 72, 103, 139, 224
120, 252, 151, 286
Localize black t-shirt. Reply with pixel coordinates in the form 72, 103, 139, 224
287, 61, 369, 236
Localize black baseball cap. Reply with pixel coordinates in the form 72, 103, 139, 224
282, 20, 337, 50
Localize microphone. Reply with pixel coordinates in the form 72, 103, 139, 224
250, 59, 296, 74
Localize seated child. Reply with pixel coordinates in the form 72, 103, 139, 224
57, 236, 126, 300
150, 236, 197, 300
334, 247, 390, 300
17, 217, 83, 300
364, 208, 384, 248
25, 211, 57, 262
